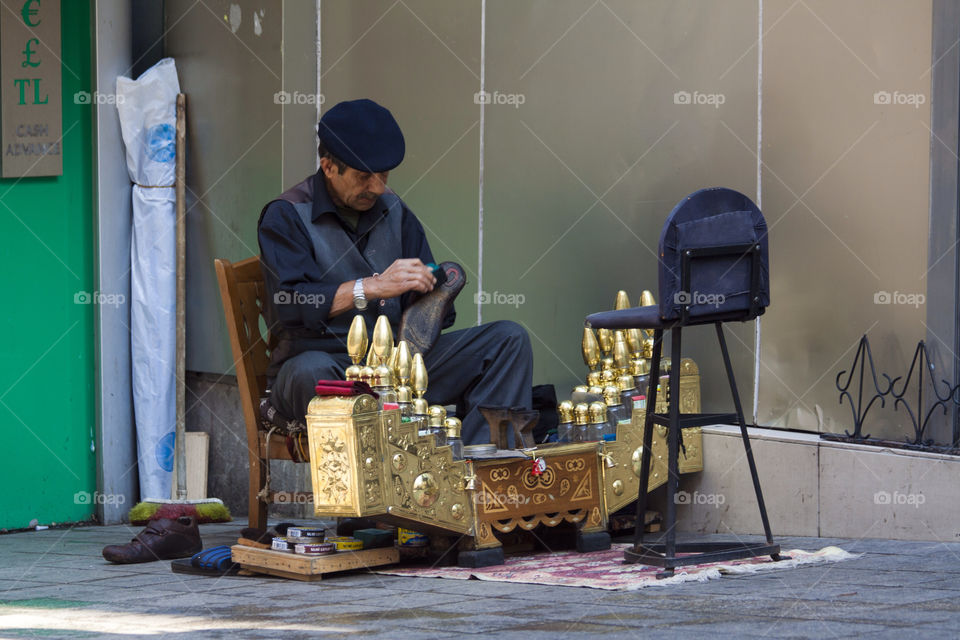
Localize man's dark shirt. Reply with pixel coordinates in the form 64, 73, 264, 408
258, 172, 455, 346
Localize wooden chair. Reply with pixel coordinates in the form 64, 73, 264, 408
214, 257, 311, 530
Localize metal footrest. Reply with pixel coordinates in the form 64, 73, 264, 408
623, 541, 783, 579
649, 412, 738, 428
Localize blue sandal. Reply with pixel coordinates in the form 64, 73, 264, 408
170, 545, 240, 576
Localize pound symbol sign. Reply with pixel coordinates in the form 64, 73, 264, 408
21, 38, 40, 68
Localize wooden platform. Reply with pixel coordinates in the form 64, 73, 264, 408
231, 544, 399, 581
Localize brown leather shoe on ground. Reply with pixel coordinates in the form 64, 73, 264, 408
102, 516, 202, 564
398, 261, 466, 355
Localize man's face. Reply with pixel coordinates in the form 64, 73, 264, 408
321, 157, 389, 211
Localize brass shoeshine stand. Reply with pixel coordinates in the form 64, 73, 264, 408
305, 291, 704, 567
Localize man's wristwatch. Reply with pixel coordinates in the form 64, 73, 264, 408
352, 278, 367, 310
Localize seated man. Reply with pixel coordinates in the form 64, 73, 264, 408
258, 98, 532, 445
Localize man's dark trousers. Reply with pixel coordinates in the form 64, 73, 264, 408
270, 320, 533, 446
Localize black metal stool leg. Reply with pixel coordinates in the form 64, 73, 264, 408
626, 330, 662, 558
658, 326, 684, 577
624, 323, 781, 572
715, 322, 777, 552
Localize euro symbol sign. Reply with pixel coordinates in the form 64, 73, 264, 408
21, 0, 41, 27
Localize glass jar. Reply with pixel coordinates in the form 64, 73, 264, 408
556, 400, 574, 443
396, 385, 414, 420
617, 375, 638, 421
444, 417, 464, 460
427, 405, 447, 447
573, 403, 590, 442
588, 402, 608, 442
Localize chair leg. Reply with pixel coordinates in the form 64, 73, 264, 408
662, 327, 684, 565
715, 322, 775, 546
631, 330, 663, 549
248, 454, 268, 530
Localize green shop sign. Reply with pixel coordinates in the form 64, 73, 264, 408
1, 0, 62, 177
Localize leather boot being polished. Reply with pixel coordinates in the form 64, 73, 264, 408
102, 516, 202, 564
397, 261, 465, 355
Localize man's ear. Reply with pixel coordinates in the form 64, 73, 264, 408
319, 156, 334, 178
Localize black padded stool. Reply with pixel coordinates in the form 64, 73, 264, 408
586, 187, 782, 578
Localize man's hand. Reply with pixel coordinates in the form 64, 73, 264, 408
366, 258, 436, 298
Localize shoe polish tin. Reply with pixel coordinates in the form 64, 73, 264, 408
398, 528, 429, 547
295, 542, 336, 555
327, 536, 363, 551
271, 537, 295, 552
287, 526, 325, 540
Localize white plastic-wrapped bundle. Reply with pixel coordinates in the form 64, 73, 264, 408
116, 58, 180, 501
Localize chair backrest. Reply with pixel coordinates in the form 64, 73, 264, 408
214, 257, 275, 435
657, 187, 769, 323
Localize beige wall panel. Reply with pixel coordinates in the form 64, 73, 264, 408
283, 0, 322, 188
166, 0, 285, 374
759, 0, 931, 437
819, 441, 959, 542
483, 0, 759, 408
664, 427, 821, 537
320, 0, 482, 333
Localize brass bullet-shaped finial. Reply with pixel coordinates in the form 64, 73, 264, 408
347, 315, 367, 364
640, 290, 657, 341
613, 331, 631, 374
388, 345, 399, 376
582, 327, 600, 371
626, 328, 644, 358
345, 315, 368, 381
412, 353, 428, 398
597, 328, 614, 356
615, 290, 630, 310
372, 315, 393, 365
396, 340, 412, 385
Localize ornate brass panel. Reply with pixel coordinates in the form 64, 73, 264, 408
380, 408, 474, 534
601, 358, 704, 513
304, 361, 703, 550
306, 395, 381, 517
471, 445, 607, 548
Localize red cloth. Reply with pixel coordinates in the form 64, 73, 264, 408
314, 379, 378, 398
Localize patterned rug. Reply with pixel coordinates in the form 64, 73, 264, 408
377, 544, 857, 590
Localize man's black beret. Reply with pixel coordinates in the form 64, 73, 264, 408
317, 99, 405, 173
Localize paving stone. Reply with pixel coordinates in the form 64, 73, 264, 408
0, 580, 51, 594
347, 590, 467, 609
3, 522, 960, 637
857, 625, 960, 638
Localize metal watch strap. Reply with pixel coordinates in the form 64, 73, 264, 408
353, 278, 367, 310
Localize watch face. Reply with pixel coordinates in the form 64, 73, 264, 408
354, 297, 368, 310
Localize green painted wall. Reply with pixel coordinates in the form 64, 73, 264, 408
0, 1, 95, 529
